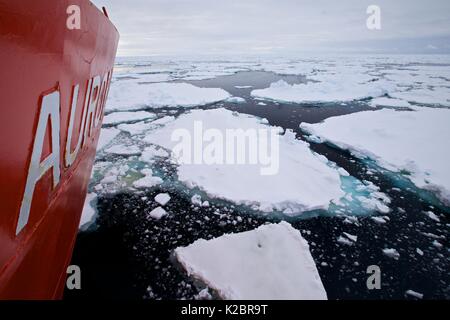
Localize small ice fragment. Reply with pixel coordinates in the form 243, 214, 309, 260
382, 248, 400, 260
155, 193, 171, 206
423, 211, 440, 222
405, 290, 423, 299
191, 194, 203, 206
371, 216, 387, 224
149, 207, 167, 220
343, 232, 357, 242
337, 236, 354, 246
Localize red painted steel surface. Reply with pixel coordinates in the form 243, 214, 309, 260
0, 0, 119, 299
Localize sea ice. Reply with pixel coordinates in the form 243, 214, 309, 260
251, 78, 396, 104
103, 111, 155, 125
133, 168, 163, 189
174, 222, 327, 300
369, 97, 411, 108
144, 108, 345, 214
107, 81, 230, 111
155, 193, 171, 206
104, 144, 141, 156
97, 128, 120, 150
148, 206, 168, 220
300, 107, 450, 205
79, 193, 97, 230
382, 248, 400, 260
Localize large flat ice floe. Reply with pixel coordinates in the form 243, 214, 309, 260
106, 81, 230, 111
174, 222, 327, 300
251, 76, 396, 104
300, 107, 450, 204
144, 108, 345, 214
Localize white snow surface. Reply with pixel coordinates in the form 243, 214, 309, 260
251, 78, 396, 104
97, 128, 120, 150
133, 168, 163, 188
369, 97, 411, 108
174, 222, 327, 300
148, 206, 168, 220
300, 108, 450, 204
103, 111, 155, 125
144, 108, 345, 214
79, 193, 97, 229
107, 81, 230, 111
155, 193, 171, 206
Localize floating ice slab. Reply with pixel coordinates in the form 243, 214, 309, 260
107, 81, 230, 111
148, 206, 167, 220
251, 78, 396, 104
144, 108, 345, 214
103, 111, 155, 125
300, 107, 450, 204
118, 121, 157, 135
79, 193, 97, 230
97, 128, 120, 150
369, 97, 411, 108
104, 144, 141, 156
174, 222, 327, 300
391, 87, 450, 107
133, 168, 163, 189
155, 193, 171, 206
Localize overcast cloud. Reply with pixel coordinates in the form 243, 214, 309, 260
91, 0, 450, 56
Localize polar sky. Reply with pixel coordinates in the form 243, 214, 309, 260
91, 0, 450, 56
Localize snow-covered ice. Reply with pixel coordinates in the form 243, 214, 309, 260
133, 168, 163, 189
301, 108, 450, 205
369, 97, 411, 108
107, 81, 230, 111
140, 145, 169, 164
251, 78, 396, 104
79, 193, 97, 230
148, 206, 168, 220
144, 108, 346, 214
382, 248, 400, 260
97, 128, 120, 150
104, 144, 141, 156
155, 193, 171, 206
118, 121, 157, 135
174, 222, 327, 300
103, 111, 155, 125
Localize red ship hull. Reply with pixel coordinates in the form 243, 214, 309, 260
0, 0, 119, 299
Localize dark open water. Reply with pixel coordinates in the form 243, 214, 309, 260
65, 71, 449, 300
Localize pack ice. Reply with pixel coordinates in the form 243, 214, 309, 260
144, 108, 345, 214
174, 222, 327, 300
300, 107, 450, 205
106, 81, 230, 111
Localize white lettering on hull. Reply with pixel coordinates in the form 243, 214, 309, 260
16, 70, 112, 235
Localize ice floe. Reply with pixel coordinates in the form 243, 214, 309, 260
107, 81, 230, 111
103, 111, 155, 125
97, 128, 120, 150
369, 97, 411, 108
301, 107, 450, 205
155, 193, 171, 206
148, 206, 168, 220
144, 108, 345, 214
79, 193, 97, 230
174, 222, 327, 299
251, 78, 396, 104
133, 168, 163, 189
